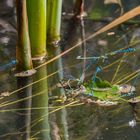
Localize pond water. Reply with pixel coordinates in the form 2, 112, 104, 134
0, 0, 140, 140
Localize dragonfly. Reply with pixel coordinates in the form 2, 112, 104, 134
0, 60, 16, 72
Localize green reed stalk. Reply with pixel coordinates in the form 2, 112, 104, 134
46, 46, 69, 140
27, 0, 47, 59
17, 77, 32, 139
31, 64, 50, 140
47, 0, 62, 44
16, 0, 33, 71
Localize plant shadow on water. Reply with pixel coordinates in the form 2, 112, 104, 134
0, 0, 140, 140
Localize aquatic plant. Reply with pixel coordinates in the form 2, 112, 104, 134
16, 0, 33, 71
27, 0, 47, 59
47, 0, 62, 45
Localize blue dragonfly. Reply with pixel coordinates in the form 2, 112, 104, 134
0, 60, 16, 72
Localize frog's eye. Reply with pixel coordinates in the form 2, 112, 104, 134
120, 85, 127, 89
123, 85, 127, 88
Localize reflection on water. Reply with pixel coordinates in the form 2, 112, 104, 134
0, 0, 140, 140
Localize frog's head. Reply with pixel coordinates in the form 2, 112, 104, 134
119, 84, 136, 94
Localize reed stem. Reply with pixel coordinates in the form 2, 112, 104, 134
27, 0, 47, 59
16, 0, 33, 71
47, 0, 62, 44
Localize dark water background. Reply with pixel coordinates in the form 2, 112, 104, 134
0, 0, 140, 140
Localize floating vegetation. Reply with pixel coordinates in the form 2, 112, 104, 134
57, 76, 138, 106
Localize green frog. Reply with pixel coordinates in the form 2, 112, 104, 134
58, 76, 136, 104
83, 77, 135, 101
